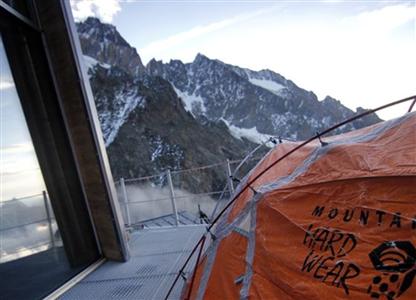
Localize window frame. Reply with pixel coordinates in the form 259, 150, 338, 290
0, 2, 101, 267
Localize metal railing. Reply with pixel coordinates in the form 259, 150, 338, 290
115, 156, 264, 229
0, 191, 59, 263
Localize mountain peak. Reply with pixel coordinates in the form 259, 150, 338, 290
76, 17, 146, 77
78, 17, 119, 40
146, 58, 166, 77
195, 52, 207, 59
83, 16, 105, 26
83, 16, 100, 24
194, 53, 211, 64
147, 51, 382, 138
78, 20, 382, 143
147, 58, 162, 66
322, 95, 340, 103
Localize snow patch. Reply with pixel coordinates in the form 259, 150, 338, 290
322, 116, 332, 127
101, 91, 144, 146
83, 55, 110, 76
172, 86, 206, 117
151, 143, 164, 162
271, 112, 298, 129
248, 77, 286, 96
221, 119, 274, 147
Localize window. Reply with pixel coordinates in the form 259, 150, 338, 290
0, 34, 60, 263
0, 33, 86, 300
0, 2, 106, 297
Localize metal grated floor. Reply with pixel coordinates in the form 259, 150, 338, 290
133, 211, 203, 229
60, 225, 206, 300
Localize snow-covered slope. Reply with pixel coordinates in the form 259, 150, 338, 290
172, 86, 206, 117
147, 53, 382, 140
221, 118, 274, 146
101, 91, 144, 146
84, 60, 145, 146
76, 16, 381, 186
248, 77, 286, 96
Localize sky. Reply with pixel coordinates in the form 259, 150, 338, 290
0, 1, 413, 199
70, 0, 416, 120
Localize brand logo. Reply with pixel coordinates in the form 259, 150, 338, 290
367, 241, 416, 299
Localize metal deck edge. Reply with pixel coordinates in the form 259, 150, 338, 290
43, 258, 106, 300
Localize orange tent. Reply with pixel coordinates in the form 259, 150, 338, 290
185, 111, 416, 300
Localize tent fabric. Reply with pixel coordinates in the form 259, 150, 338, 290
186, 112, 416, 300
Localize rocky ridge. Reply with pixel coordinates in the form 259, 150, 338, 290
76, 17, 382, 190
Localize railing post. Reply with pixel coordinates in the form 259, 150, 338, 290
120, 178, 131, 226
43, 191, 55, 248
226, 159, 234, 194
167, 169, 179, 226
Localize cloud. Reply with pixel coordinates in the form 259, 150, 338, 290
0, 143, 34, 155
0, 75, 14, 90
70, 0, 121, 23
0, 80, 14, 90
343, 3, 415, 33
139, 6, 278, 60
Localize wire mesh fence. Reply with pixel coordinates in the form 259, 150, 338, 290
117, 173, 171, 226
116, 156, 263, 230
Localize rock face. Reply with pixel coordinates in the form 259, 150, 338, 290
88, 64, 259, 192
76, 17, 382, 188
77, 17, 146, 77
147, 54, 382, 140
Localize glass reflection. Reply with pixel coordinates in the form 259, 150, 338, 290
0, 34, 60, 263
0, 34, 83, 300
